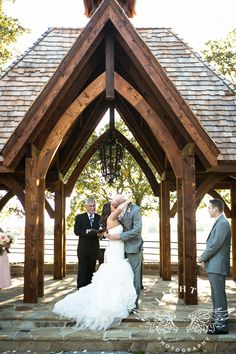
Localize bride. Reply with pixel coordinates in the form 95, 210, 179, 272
53, 199, 137, 330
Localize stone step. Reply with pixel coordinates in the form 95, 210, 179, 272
1, 316, 236, 329
1, 324, 236, 353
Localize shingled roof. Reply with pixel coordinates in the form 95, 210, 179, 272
0, 26, 236, 161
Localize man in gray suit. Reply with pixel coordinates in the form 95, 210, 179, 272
198, 198, 231, 334
108, 194, 143, 309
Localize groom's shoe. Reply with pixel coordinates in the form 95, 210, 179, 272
207, 328, 228, 335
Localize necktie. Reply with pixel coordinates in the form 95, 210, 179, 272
89, 214, 94, 227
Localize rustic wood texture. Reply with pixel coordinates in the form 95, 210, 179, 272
181, 144, 197, 305
37, 73, 106, 178
109, 2, 219, 167
231, 183, 236, 280
176, 178, 184, 299
54, 181, 65, 280
84, 0, 137, 18
116, 96, 165, 175
59, 95, 107, 175
0, 191, 13, 211
1, 24, 235, 166
1, 1, 110, 167
195, 174, 226, 208
159, 196, 162, 277
160, 177, 171, 280
0, 174, 25, 209
65, 128, 159, 197
106, 31, 115, 100
24, 158, 39, 303
38, 178, 45, 297
114, 73, 183, 178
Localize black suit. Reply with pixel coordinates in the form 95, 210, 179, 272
74, 212, 100, 288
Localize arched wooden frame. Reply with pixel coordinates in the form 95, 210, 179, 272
170, 175, 229, 217
65, 128, 159, 197
0, 176, 54, 218
37, 72, 183, 180
0, 191, 14, 211
0, 175, 25, 209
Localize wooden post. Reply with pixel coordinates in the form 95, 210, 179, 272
231, 182, 236, 280
160, 174, 171, 280
38, 177, 45, 297
176, 178, 184, 299
54, 180, 65, 279
159, 195, 162, 277
62, 185, 66, 277
182, 143, 197, 305
24, 157, 39, 303
106, 31, 114, 100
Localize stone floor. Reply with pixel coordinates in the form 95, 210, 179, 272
1, 274, 236, 353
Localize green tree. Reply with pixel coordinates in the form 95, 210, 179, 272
201, 29, 236, 87
65, 118, 159, 229
0, 0, 27, 70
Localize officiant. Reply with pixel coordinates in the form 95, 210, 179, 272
74, 197, 101, 289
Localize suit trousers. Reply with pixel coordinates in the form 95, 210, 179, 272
126, 251, 142, 307
77, 253, 97, 289
208, 272, 228, 331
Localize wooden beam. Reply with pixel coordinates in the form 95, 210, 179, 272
24, 158, 39, 303
0, 191, 13, 211
114, 73, 183, 178
65, 128, 159, 197
37, 73, 106, 178
231, 182, 236, 280
54, 181, 65, 279
170, 175, 230, 218
181, 144, 197, 305
60, 95, 107, 175
160, 176, 171, 280
45, 199, 55, 219
116, 95, 165, 175
159, 196, 162, 277
0, 175, 25, 209
38, 178, 45, 297
176, 178, 184, 299
109, 3, 219, 167
106, 31, 115, 100
2, 1, 110, 168
196, 174, 226, 208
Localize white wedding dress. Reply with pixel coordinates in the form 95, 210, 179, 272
53, 225, 137, 330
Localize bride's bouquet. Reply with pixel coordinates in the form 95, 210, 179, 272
0, 230, 15, 255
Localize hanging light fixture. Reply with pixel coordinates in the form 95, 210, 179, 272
99, 107, 124, 184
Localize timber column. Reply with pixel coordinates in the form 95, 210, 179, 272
24, 156, 45, 302
54, 180, 66, 279
160, 172, 171, 280
231, 182, 236, 280
176, 178, 184, 299
181, 143, 197, 304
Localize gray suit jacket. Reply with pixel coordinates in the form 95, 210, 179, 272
201, 214, 231, 276
120, 203, 143, 254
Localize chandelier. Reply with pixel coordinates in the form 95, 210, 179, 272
99, 108, 124, 184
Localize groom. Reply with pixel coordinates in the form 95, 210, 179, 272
107, 194, 143, 309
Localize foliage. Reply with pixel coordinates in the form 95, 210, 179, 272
0, 0, 28, 70
201, 29, 236, 87
65, 118, 159, 229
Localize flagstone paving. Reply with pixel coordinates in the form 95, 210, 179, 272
1, 274, 236, 353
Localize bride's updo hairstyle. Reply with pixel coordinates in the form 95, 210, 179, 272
100, 202, 111, 229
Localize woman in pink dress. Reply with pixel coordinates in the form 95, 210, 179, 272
0, 227, 12, 289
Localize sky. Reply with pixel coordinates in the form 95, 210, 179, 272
3, 0, 236, 55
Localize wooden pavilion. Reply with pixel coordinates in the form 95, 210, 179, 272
0, 0, 236, 304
